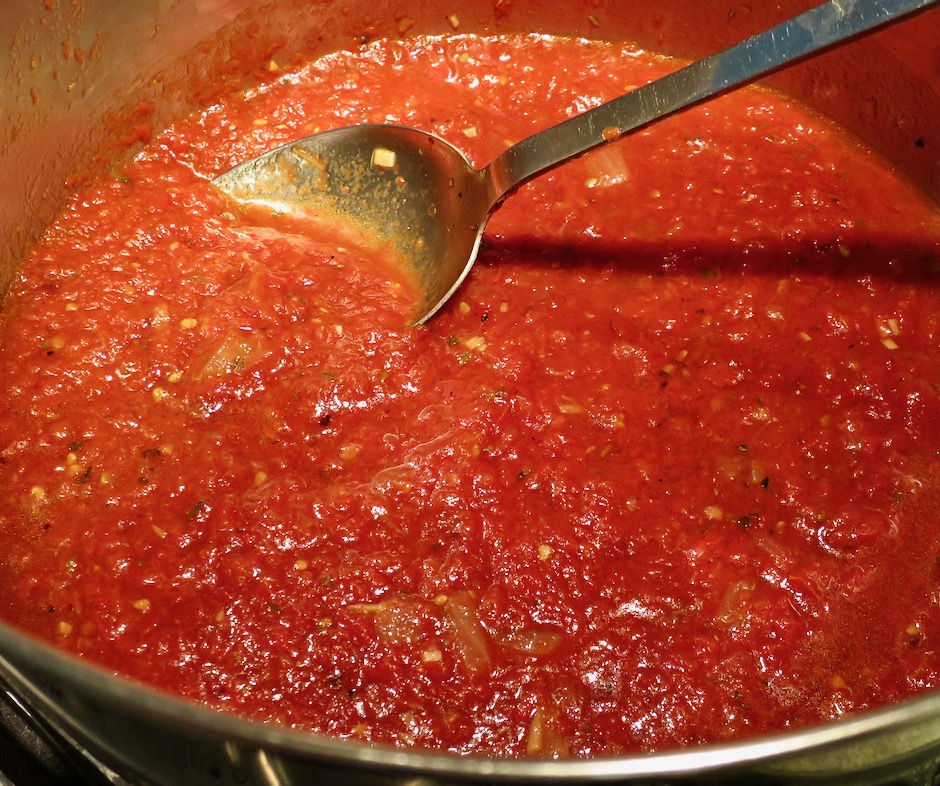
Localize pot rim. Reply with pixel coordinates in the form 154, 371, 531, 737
2, 618, 938, 780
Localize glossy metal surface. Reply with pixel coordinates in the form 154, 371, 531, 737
214, 0, 937, 324
1, 0, 939, 783
213, 125, 491, 327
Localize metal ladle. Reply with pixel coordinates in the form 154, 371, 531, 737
214, 0, 936, 325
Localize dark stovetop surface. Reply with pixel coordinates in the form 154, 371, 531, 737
0, 683, 122, 786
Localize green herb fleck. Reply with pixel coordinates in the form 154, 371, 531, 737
186, 500, 207, 520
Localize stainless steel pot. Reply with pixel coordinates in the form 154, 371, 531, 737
1, 1, 938, 783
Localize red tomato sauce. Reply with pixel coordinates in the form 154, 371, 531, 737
1, 34, 939, 757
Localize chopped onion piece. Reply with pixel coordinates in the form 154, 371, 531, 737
442, 591, 491, 673
192, 330, 260, 380
582, 145, 630, 188
495, 628, 565, 656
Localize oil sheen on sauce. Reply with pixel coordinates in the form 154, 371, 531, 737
0, 34, 939, 757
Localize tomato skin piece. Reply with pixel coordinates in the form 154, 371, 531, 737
0, 33, 938, 758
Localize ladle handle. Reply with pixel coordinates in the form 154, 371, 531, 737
486, 0, 936, 200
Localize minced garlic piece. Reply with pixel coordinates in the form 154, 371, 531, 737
371, 146, 397, 170
339, 444, 360, 461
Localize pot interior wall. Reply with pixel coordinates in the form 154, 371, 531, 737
1, 0, 937, 302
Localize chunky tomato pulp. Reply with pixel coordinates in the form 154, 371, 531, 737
1, 34, 939, 756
